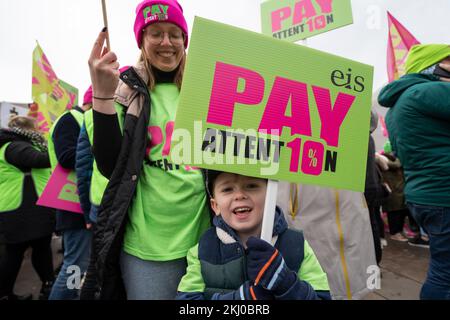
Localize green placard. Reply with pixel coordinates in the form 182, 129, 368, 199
261, 0, 353, 42
170, 17, 373, 192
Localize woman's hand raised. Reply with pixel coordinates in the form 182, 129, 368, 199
88, 28, 120, 114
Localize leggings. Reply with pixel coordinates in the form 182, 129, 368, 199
368, 206, 382, 265
0, 235, 54, 296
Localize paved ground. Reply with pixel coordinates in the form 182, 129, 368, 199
13, 236, 63, 299
11, 235, 429, 300
364, 237, 429, 300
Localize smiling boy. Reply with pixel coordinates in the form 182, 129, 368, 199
176, 170, 331, 300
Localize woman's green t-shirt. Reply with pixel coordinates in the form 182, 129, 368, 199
123, 84, 210, 261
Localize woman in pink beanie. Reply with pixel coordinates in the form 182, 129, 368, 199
87, 0, 210, 300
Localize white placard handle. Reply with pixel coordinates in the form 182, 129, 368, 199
260, 179, 279, 242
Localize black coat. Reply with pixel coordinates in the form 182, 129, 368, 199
364, 135, 388, 208
0, 130, 55, 244
93, 67, 151, 300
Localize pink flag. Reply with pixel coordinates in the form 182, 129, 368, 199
31, 43, 78, 136
378, 115, 389, 138
386, 12, 420, 82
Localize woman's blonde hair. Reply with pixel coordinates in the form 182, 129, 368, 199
138, 46, 186, 91
8, 115, 37, 131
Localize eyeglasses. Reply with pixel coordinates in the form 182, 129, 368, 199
144, 29, 184, 46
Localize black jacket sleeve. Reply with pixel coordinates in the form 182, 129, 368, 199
92, 110, 123, 179
364, 135, 385, 207
52, 112, 81, 170
5, 141, 50, 169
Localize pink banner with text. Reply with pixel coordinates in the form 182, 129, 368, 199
387, 12, 420, 82
37, 164, 82, 214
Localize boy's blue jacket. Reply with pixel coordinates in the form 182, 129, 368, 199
176, 207, 331, 300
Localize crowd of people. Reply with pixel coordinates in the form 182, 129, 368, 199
0, 0, 449, 300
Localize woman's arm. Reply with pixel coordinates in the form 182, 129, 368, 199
5, 141, 50, 169
92, 110, 123, 178
52, 112, 80, 169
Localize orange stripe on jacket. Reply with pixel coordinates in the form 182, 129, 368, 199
249, 286, 257, 300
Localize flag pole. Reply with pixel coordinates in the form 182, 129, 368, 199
101, 0, 111, 51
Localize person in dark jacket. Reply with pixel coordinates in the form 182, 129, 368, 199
75, 86, 103, 300
364, 111, 388, 265
87, 0, 210, 299
75, 125, 96, 224
176, 170, 330, 300
379, 141, 418, 242
378, 44, 450, 300
75, 122, 98, 300
0, 116, 55, 300
47, 91, 93, 300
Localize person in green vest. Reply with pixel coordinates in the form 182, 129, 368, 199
87, 0, 211, 299
177, 170, 331, 300
0, 115, 55, 300
47, 95, 93, 300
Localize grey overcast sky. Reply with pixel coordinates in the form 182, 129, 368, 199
0, 0, 449, 103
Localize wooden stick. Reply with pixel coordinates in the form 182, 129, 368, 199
260, 180, 279, 243
101, 0, 111, 51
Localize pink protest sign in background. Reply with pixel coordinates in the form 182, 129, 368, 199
261, 0, 353, 42
37, 164, 82, 214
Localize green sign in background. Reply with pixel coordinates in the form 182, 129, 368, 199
171, 17, 373, 191
261, 0, 353, 42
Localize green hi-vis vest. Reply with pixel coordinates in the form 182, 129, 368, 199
0, 142, 51, 212
83, 108, 118, 206
47, 109, 84, 171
